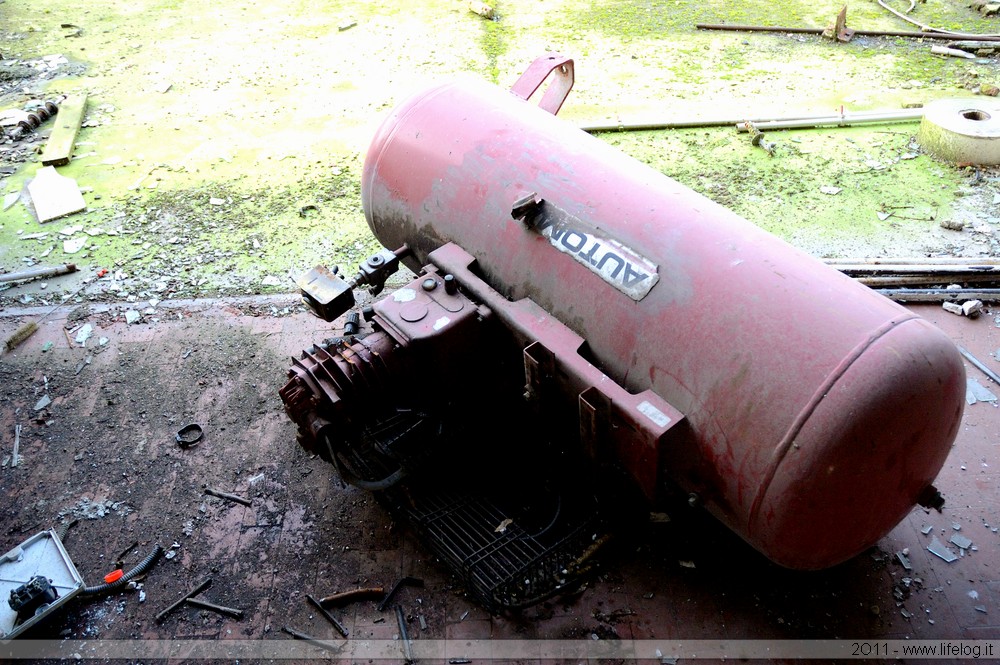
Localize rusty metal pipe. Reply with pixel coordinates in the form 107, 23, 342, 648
695, 23, 1000, 41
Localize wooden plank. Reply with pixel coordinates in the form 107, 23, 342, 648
40, 93, 88, 167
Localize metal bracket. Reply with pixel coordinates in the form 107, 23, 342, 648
509, 53, 575, 115
822, 5, 855, 43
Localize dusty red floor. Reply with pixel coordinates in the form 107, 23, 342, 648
0, 297, 997, 664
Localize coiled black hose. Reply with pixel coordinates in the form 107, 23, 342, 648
80, 544, 163, 597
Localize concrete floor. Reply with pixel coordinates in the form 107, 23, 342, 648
0, 297, 998, 663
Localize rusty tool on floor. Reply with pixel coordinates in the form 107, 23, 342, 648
203, 486, 251, 506
185, 597, 244, 620
306, 593, 348, 637
280, 626, 342, 654
395, 604, 414, 664
377, 576, 424, 612
154, 578, 212, 623
7, 99, 61, 141
318, 586, 384, 608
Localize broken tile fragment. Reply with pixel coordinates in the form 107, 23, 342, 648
927, 536, 958, 563
950, 534, 973, 550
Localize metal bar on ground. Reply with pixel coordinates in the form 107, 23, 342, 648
306, 593, 349, 637
695, 23, 1000, 42
957, 346, 1000, 385
876, 288, 1000, 302
184, 597, 244, 619
154, 578, 212, 623
0, 264, 78, 284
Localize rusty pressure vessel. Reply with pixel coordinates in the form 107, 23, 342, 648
360, 56, 965, 569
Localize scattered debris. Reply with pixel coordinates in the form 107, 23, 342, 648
124, 310, 141, 325
940, 219, 966, 231
649, 512, 671, 523
926, 536, 958, 563
26, 166, 87, 223
74, 323, 93, 345
819, 185, 842, 195
931, 45, 977, 60
821, 5, 855, 42
678, 560, 696, 569
469, 1, 495, 20
743, 121, 775, 155
966, 377, 997, 405
62, 237, 86, 254
494, 518, 513, 533
203, 486, 251, 507
33, 395, 51, 411
175, 423, 204, 448
950, 534, 973, 550
11, 424, 20, 468
896, 550, 913, 571
943, 300, 984, 317
338, 20, 357, 32
40, 93, 88, 167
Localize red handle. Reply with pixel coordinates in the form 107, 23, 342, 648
509, 53, 575, 115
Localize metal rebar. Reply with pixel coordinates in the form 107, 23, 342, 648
203, 487, 252, 507
306, 593, 348, 637
377, 576, 424, 612
395, 604, 414, 664
184, 597, 244, 619
957, 346, 1000, 385
154, 578, 212, 623
876, 288, 1000, 302
695, 23, 1000, 42
280, 626, 342, 654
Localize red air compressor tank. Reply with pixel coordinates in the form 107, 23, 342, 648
359, 55, 965, 570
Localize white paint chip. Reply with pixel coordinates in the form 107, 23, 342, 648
433, 316, 451, 331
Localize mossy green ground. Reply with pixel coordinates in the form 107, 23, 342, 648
1, 0, 996, 303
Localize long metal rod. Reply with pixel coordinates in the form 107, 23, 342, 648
834, 264, 1000, 274
280, 626, 342, 654
876, 288, 1000, 302
957, 346, 1000, 385
741, 111, 922, 131
155, 578, 212, 623
306, 593, 349, 637
581, 109, 922, 134
825, 258, 1000, 265
184, 597, 244, 619
695, 23, 1000, 42
0, 263, 77, 284
858, 274, 1000, 287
